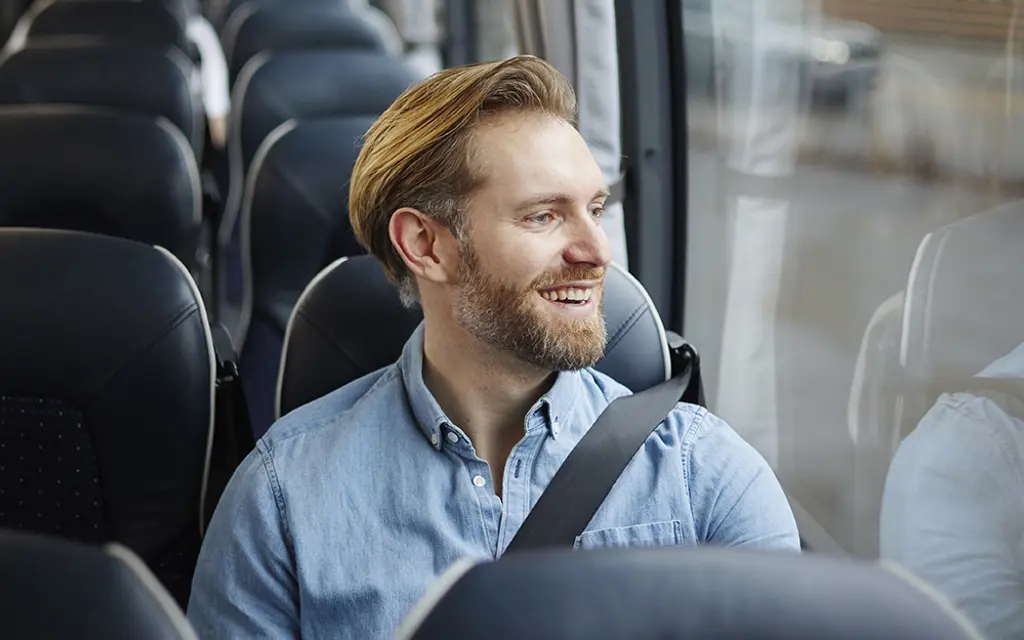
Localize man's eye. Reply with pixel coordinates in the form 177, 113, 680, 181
591, 206, 605, 219
529, 212, 555, 224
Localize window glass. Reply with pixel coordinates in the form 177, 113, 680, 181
681, 1, 1024, 637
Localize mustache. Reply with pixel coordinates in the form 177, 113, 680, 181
531, 266, 606, 290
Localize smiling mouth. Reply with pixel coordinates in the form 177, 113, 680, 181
538, 286, 594, 305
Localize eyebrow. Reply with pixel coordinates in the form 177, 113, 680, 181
513, 187, 611, 212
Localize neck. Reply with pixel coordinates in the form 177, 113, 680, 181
421, 316, 555, 446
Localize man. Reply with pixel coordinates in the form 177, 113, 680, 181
187, 55, 799, 639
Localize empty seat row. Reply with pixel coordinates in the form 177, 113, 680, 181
0, 0, 418, 436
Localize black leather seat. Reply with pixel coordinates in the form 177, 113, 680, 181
10, 0, 190, 53
0, 530, 197, 639
237, 117, 376, 434
222, 2, 390, 81
0, 105, 202, 274
397, 547, 982, 640
277, 255, 678, 423
0, 228, 215, 608
225, 48, 414, 238
0, 41, 203, 151
218, 50, 415, 351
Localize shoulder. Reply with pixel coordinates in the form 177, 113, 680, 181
891, 392, 1024, 485
260, 364, 403, 454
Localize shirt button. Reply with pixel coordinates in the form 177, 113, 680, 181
552, 420, 561, 435
472, 475, 486, 487
446, 432, 458, 444
430, 433, 439, 446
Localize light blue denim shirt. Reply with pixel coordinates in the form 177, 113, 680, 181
880, 343, 1024, 640
187, 324, 800, 639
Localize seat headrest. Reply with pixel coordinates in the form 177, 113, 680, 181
398, 547, 983, 640
277, 255, 670, 418
224, 4, 389, 79
902, 200, 1024, 379
235, 50, 416, 172
0, 43, 200, 149
21, 1, 189, 52
0, 530, 197, 639
244, 116, 378, 334
0, 105, 200, 268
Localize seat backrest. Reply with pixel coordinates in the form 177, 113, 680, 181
10, 0, 190, 53
0, 228, 215, 607
277, 255, 671, 418
0, 105, 201, 270
0, 530, 197, 640
222, 49, 414, 241
898, 200, 1024, 440
222, 2, 390, 80
0, 41, 203, 150
397, 547, 983, 640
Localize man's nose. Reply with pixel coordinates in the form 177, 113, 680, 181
563, 212, 612, 267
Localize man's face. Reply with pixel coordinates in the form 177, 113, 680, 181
448, 112, 612, 372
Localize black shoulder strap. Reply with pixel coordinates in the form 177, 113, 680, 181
504, 363, 692, 553
203, 323, 256, 530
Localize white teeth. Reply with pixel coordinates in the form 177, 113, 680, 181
540, 287, 594, 302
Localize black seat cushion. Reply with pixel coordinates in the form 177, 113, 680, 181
0, 228, 214, 607
402, 547, 982, 640
0, 530, 195, 640
21, 0, 190, 52
0, 42, 202, 150
0, 105, 201, 270
224, 2, 389, 80
234, 50, 416, 196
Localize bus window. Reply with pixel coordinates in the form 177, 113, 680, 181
679, 1, 1024, 637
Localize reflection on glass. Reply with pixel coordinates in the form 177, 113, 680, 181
681, 0, 1024, 636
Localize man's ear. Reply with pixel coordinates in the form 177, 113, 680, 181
389, 208, 458, 285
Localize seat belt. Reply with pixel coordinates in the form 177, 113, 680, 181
504, 343, 697, 553
203, 323, 256, 531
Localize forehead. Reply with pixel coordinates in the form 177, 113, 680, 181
470, 112, 605, 199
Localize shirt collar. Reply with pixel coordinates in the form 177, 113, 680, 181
399, 324, 451, 450
398, 323, 583, 449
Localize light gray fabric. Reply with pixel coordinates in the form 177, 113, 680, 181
573, 0, 627, 268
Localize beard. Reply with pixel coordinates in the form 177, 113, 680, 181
450, 243, 607, 371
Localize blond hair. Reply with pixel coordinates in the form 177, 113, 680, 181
348, 55, 576, 306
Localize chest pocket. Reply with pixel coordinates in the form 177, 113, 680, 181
574, 520, 684, 551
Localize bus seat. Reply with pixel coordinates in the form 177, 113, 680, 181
0, 530, 198, 640
238, 116, 376, 435
6, 0, 190, 55
397, 547, 983, 640
222, 2, 390, 81
846, 289, 904, 556
897, 200, 1024, 442
0, 229, 216, 608
0, 105, 203, 279
276, 255, 676, 424
219, 50, 415, 347
0, 41, 204, 152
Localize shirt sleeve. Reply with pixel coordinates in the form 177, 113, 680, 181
187, 443, 300, 639
186, 16, 231, 119
879, 394, 1024, 639
684, 407, 801, 550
